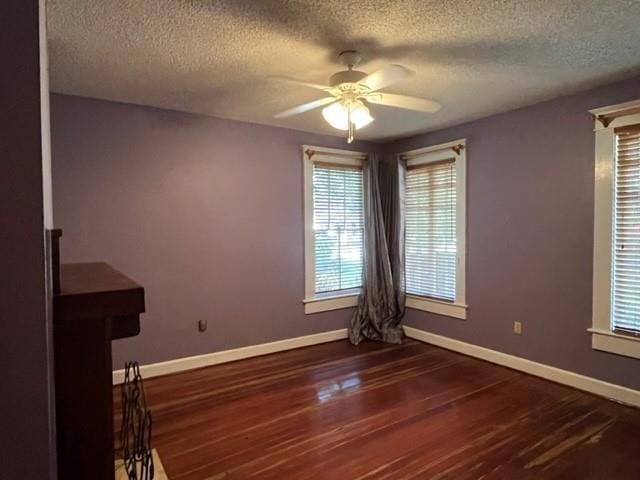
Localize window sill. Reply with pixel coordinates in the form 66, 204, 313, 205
303, 293, 359, 314
406, 295, 467, 320
588, 328, 640, 360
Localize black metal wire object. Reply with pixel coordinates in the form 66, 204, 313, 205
119, 361, 155, 480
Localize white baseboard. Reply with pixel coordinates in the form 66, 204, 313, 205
404, 326, 640, 408
112, 328, 348, 384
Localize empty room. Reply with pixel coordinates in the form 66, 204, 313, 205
3, 1, 640, 479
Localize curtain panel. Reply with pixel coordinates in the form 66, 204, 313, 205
349, 154, 406, 345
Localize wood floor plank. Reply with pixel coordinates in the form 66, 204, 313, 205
113, 340, 640, 479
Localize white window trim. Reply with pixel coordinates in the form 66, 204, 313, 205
402, 139, 468, 320
302, 145, 366, 314
590, 99, 640, 359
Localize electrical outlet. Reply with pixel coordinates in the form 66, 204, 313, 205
198, 319, 207, 332
513, 321, 522, 335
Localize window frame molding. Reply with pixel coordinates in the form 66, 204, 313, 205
590, 99, 640, 359
402, 139, 468, 320
302, 145, 367, 314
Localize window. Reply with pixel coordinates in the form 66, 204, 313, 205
303, 146, 365, 314
611, 126, 640, 335
406, 160, 457, 301
403, 140, 467, 319
591, 99, 640, 359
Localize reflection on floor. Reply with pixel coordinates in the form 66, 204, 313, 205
113, 339, 640, 479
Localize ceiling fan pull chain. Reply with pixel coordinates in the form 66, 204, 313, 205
347, 107, 354, 143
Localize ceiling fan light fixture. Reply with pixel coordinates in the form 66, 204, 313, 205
322, 101, 373, 131
350, 102, 374, 129
322, 102, 349, 130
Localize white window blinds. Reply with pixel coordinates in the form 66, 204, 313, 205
612, 125, 640, 334
405, 159, 457, 301
312, 162, 364, 294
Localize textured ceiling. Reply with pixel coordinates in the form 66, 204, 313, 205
47, 0, 640, 141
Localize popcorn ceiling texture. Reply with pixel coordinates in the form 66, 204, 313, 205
47, 0, 640, 141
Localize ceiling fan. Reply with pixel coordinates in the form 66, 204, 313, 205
273, 50, 441, 143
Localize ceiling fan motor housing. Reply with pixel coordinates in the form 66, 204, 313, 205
329, 70, 368, 88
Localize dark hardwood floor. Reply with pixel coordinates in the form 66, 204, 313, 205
114, 340, 640, 479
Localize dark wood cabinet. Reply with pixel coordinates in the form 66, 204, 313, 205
54, 261, 145, 480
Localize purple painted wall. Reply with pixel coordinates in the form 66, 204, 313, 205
51, 75, 640, 391
388, 76, 640, 391
1, 1, 56, 478
51, 94, 379, 368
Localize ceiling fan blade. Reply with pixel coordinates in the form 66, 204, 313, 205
359, 65, 413, 92
269, 76, 333, 92
274, 97, 337, 118
366, 92, 441, 113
